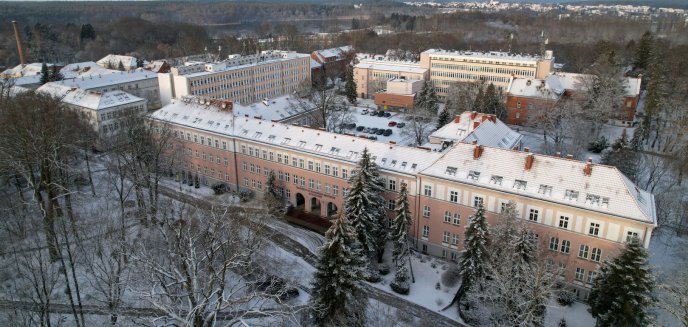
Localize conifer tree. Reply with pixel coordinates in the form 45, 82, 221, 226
588, 239, 655, 327
310, 214, 368, 327
425, 83, 439, 116
634, 31, 654, 70
389, 182, 412, 294
472, 85, 485, 112
344, 68, 357, 104
344, 147, 387, 261
415, 81, 429, 112
136, 57, 144, 68
39, 62, 50, 85
264, 171, 282, 211
117, 60, 125, 71
437, 108, 451, 129
457, 203, 490, 300
49, 65, 64, 82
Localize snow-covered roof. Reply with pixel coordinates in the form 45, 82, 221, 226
232, 95, 314, 122
150, 100, 443, 175
48, 69, 157, 90
553, 72, 589, 92
423, 49, 543, 62
624, 76, 641, 97
354, 59, 427, 74
430, 111, 522, 149
97, 54, 139, 69
59, 61, 119, 79
420, 142, 656, 224
311, 45, 353, 64
37, 83, 144, 110
507, 75, 564, 100
1, 63, 53, 77
181, 54, 310, 79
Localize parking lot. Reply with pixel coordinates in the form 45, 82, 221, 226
338, 108, 411, 144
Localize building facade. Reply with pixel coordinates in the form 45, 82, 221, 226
150, 99, 656, 299
353, 59, 429, 99
158, 51, 311, 107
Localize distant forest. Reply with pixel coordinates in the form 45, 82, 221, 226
1, 1, 687, 73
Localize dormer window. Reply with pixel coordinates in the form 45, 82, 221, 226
585, 194, 601, 206
297, 141, 306, 148
390, 160, 397, 167
281, 138, 291, 144
314, 144, 323, 151
468, 171, 480, 181
401, 162, 407, 169
513, 180, 527, 190
565, 190, 579, 201
489, 175, 503, 185
411, 163, 418, 170
445, 167, 458, 176
538, 184, 553, 196
253, 132, 262, 138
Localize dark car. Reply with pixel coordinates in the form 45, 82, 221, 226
376, 129, 384, 135
369, 136, 378, 140
383, 129, 393, 136
370, 128, 379, 134
396, 122, 406, 128
348, 123, 357, 129
356, 126, 365, 132
383, 112, 391, 117
377, 111, 385, 117
404, 115, 414, 121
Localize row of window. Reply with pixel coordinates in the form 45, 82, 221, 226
176, 131, 229, 151
240, 144, 351, 180
196, 151, 229, 167
430, 56, 538, 68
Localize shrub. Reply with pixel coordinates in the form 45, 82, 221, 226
441, 264, 461, 287
557, 289, 577, 306
390, 281, 410, 294
587, 137, 609, 153
365, 271, 382, 283
238, 189, 254, 202
378, 263, 390, 276
211, 183, 230, 195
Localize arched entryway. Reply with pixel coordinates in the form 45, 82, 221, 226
326, 202, 338, 218
295, 193, 305, 211
310, 197, 321, 215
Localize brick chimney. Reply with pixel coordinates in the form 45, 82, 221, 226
555, 152, 561, 158
473, 121, 480, 129
454, 115, 461, 123
525, 153, 534, 170
470, 111, 477, 120
583, 158, 593, 176
524, 147, 529, 153
473, 144, 483, 159
489, 114, 497, 123
566, 154, 573, 160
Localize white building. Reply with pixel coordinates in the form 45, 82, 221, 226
428, 111, 523, 150
97, 54, 141, 71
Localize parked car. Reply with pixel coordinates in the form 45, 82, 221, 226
348, 123, 357, 129
369, 136, 378, 140
369, 111, 377, 116
376, 129, 384, 135
377, 111, 385, 117
396, 122, 406, 128
383, 112, 391, 117
404, 115, 414, 121
370, 128, 379, 134
383, 129, 393, 136
356, 126, 365, 132
388, 121, 397, 127
361, 109, 369, 115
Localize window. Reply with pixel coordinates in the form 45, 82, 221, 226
308, 161, 313, 171
591, 248, 602, 262
316, 181, 321, 191
449, 190, 459, 203
343, 187, 349, 197
626, 231, 639, 243
558, 216, 569, 229
490, 175, 503, 185
528, 209, 539, 222
242, 162, 247, 171
549, 237, 559, 251
587, 271, 597, 284
324, 165, 331, 175
278, 171, 284, 180
513, 180, 527, 190
333, 166, 339, 177
473, 196, 484, 208
256, 165, 261, 175
586, 194, 601, 206
423, 205, 431, 217
292, 157, 297, 166
262, 150, 267, 160
578, 245, 589, 259
452, 234, 459, 245
269, 152, 274, 161
589, 223, 600, 236
468, 170, 481, 181
325, 183, 330, 193
300, 177, 305, 187
244, 178, 249, 186
308, 179, 314, 189
315, 162, 321, 173
285, 173, 290, 182
299, 159, 304, 169
248, 147, 254, 156
388, 179, 396, 191
444, 211, 452, 223
453, 213, 460, 225
388, 199, 395, 210
342, 169, 348, 179
422, 226, 429, 238
424, 185, 432, 197
277, 154, 283, 163
333, 185, 338, 195
451, 252, 458, 261
560, 240, 570, 254
538, 184, 553, 195
575, 267, 585, 281
443, 231, 450, 243
445, 166, 457, 176
565, 190, 579, 201
250, 164, 255, 173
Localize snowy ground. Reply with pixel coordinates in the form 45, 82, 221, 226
648, 228, 688, 326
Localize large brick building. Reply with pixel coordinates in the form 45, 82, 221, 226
150, 99, 656, 299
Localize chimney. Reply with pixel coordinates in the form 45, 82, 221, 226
524, 147, 529, 153
473, 121, 480, 129
454, 115, 461, 123
566, 154, 573, 160
11, 21, 25, 65
583, 158, 593, 176
555, 152, 561, 158
490, 114, 497, 123
470, 111, 477, 120
473, 145, 483, 159
525, 153, 534, 170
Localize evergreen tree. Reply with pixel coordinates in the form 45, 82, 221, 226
634, 31, 654, 70
117, 60, 125, 71
39, 62, 50, 85
344, 68, 357, 104
601, 131, 640, 183
49, 65, 64, 82
264, 171, 282, 211
79, 23, 96, 41
310, 214, 368, 327
136, 57, 144, 68
344, 148, 387, 262
588, 239, 655, 327
415, 81, 429, 112
389, 182, 412, 294
436, 108, 452, 129
472, 85, 485, 112
425, 83, 439, 116
458, 203, 490, 296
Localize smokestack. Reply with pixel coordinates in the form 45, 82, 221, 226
473, 144, 483, 159
454, 115, 461, 124
583, 158, 593, 176
525, 153, 534, 170
555, 152, 561, 158
12, 21, 26, 65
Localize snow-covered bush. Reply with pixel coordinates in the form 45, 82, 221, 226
441, 264, 461, 287
378, 263, 390, 276
390, 280, 409, 295
365, 270, 382, 283
238, 189, 254, 202
211, 183, 230, 195
587, 136, 609, 153
557, 289, 577, 306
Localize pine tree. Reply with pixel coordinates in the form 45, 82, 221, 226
49, 65, 64, 82
136, 57, 144, 68
344, 148, 387, 262
117, 60, 125, 71
436, 108, 451, 129
472, 85, 485, 112
601, 132, 641, 183
415, 81, 429, 112
389, 182, 413, 294
344, 68, 357, 104
634, 31, 654, 70
459, 203, 490, 293
425, 83, 439, 116
264, 171, 282, 211
310, 214, 368, 327
588, 239, 655, 327
39, 62, 50, 85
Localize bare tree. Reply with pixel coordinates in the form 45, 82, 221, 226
401, 115, 435, 146
291, 73, 353, 132
445, 81, 481, 115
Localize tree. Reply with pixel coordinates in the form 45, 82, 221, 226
601, 131, 641, 183
39, 62, 50, 85
310, 213, 368, 327
344, 147, 387, 263
389, 182, 412, 294
658, 262, 688, 327
49, 64, 64, 82
292, 76, 353, 132
264, 170, 283, 212
482, 83, 506, 119
415, 80, 429, 112
117, 60, 125, 71
437, 108, 451, 129
634, 31, 654, 70
582, 57, 626, 138
457, 203, 490, 300
344, 68, 357, 105
79, 23, 96, 41
588, 239, 655, 327
445, 81, 481, 115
